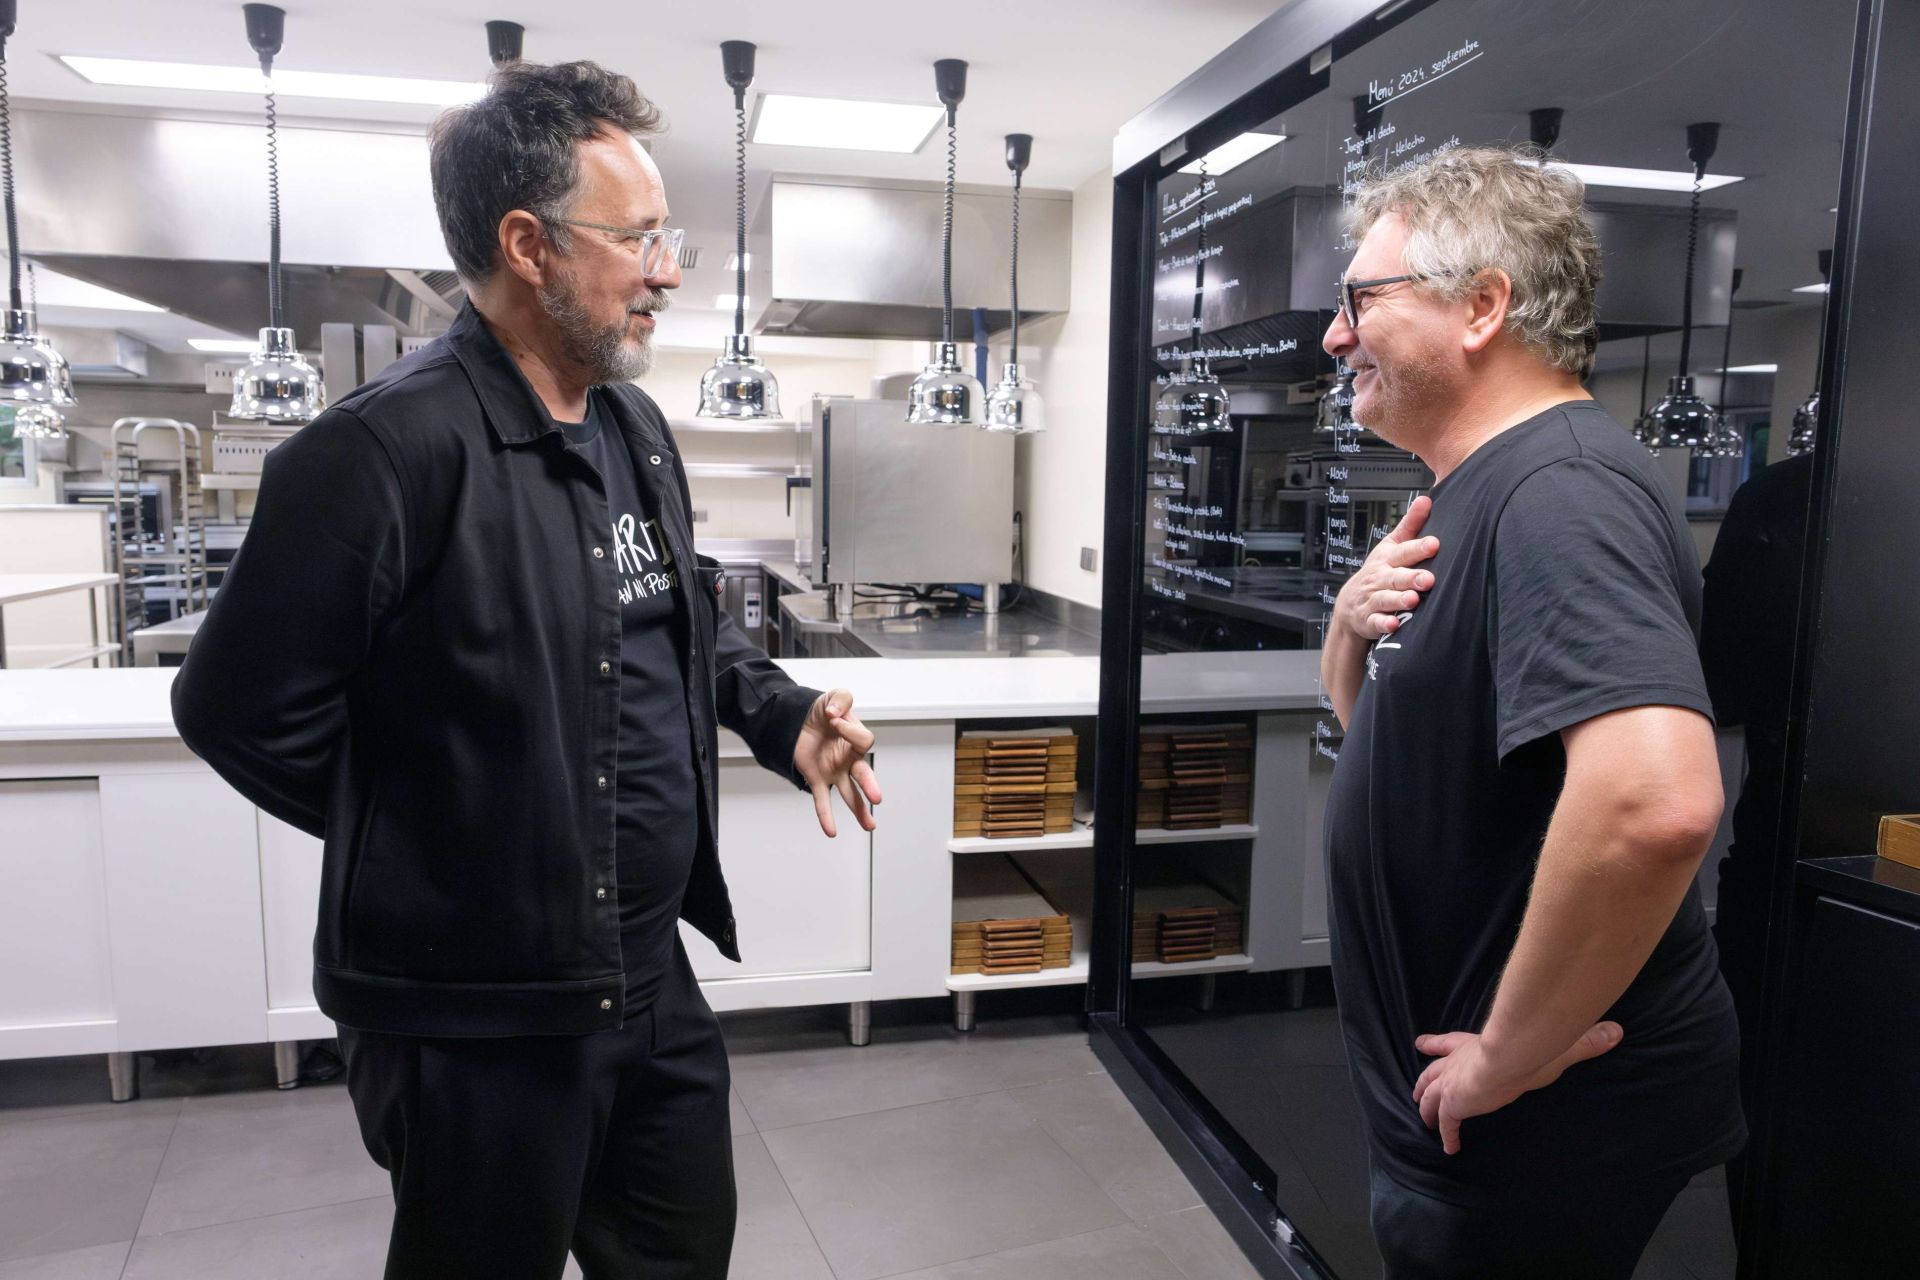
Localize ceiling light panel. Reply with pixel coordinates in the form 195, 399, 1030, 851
189, 337, 265, 353
1792, 283, 1830, 293
1720, 364, 1780, 374
750, 93, 943, 153
1549, 161, 1743, 192
60, 54, 485, 106
1179, 132, 1286, 175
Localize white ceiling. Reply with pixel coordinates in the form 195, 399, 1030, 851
14, 0, 1279, 345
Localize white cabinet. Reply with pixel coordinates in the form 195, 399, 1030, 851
0, 778, 117, 1057
96, 770, 267, 1051
257, 814, 333, 1042
681, 752, 872, 981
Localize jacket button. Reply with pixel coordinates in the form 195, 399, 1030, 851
649, 454, 663, 466
595, 887, 608, 900
599, 661, 611, 675
600, 998, 612, 1011
597, 775, 608, 790
593, 546, 605, 558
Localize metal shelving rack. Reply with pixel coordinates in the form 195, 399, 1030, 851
109, 418, 211, 653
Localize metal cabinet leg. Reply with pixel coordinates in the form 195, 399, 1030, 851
953, 990, 976, 1033
1286, 968, 1308, 1010
1197, 973, 1218, 1012
108, 1052, 138, 1103
848, 1001, 872, 1047
274, 1041, 301, 1090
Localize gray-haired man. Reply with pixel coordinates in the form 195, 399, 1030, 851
1317, 147, 1743, 1278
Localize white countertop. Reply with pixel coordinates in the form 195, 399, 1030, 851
0, 652, 1325, 744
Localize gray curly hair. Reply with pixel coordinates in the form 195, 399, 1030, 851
1347, 145, 1601, 378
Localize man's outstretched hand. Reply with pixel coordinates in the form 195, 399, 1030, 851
793, 689, 882, 837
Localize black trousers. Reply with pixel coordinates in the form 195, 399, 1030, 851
1369, 1162, 1689, 1280
339, 940, 735, 1279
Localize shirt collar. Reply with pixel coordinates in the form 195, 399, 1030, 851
445, 299, 668, 453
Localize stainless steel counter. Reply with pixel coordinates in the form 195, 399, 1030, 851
776, 591, 1100, 659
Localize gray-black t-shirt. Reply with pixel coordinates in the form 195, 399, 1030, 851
1324, 400, 1745, 1199
555, 393, 698, 1015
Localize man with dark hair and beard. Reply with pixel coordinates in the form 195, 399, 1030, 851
173, 61, 882, 1279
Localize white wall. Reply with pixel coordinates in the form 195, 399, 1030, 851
1003, 168, 1114, 609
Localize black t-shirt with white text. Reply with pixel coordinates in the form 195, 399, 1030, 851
1324, 400, 1745, 1200
555, 393, 699, 1015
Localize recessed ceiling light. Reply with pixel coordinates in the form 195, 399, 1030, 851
1548, 162, 1743, 193
1719, 363, 1780, 374
1179, 132, 1287, 176
30, 267, 165, 313
1792, 282, 1830, 294
59, 54, 485, 107
189, 337, 263, 354
749, 93, 943, 153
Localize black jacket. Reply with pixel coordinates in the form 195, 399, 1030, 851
172, 302, 819, 1038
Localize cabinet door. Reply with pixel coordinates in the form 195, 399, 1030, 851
258, 813, 325, 1011
97, 770, 267, 1050
680, 754, 872, 980
0, 779, 117, 1057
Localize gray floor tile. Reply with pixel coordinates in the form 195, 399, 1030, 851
0, 1242, 131, 1280
730, 1132, 835, 1280
762, 1089, 1127, 1280
121, 1196, 392, 1280
136, 1083, 390, 1237
0, 1104, 176, 1262
1141, 1206, 1265, 1280
729, 1088, 756, 1135
880, 1222, 1189, 1279
731, 1016, 1099, 1132
1009, 1074, 1202, 1222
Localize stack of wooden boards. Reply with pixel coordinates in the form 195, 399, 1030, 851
1015, 849, 1246, 968
1128, 881, 1246, 964
951, 853, 1072, 976
954, 727, 1079, 839
1136, 722, 1253, 830
1878, 814, 1920, 871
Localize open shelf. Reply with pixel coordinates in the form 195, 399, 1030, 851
946, 822, 1258, 854
946, 949, 1253, 993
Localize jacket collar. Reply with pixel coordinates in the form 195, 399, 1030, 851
445, 299, 667, 452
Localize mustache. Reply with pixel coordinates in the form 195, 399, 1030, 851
630, 291, 671, 316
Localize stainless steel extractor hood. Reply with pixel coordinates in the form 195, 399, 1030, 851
36, 256, 462, 343
753, 174, 1071, 340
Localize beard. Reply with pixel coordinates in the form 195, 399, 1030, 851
1350, 346, 1448, 447
537, 266, 669, 384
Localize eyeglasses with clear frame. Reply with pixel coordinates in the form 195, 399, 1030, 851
552, 220, 686, 277
1336, 273, 1429, 329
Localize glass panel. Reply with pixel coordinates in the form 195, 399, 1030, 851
1118, 1, 1853, 1274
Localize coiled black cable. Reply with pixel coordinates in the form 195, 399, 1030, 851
1677, 164, 1701, 378
0, 45, 21, 314
942, 109, 956, 345
264, 75, 284, 330
1009, 168, 1021, 368
734, 99, 747, 336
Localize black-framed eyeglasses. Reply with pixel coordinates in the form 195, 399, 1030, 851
551, 220, 685, 277
1336, 273, 1427, 328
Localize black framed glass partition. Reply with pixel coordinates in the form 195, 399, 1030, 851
1089, 1, 1865, 1276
